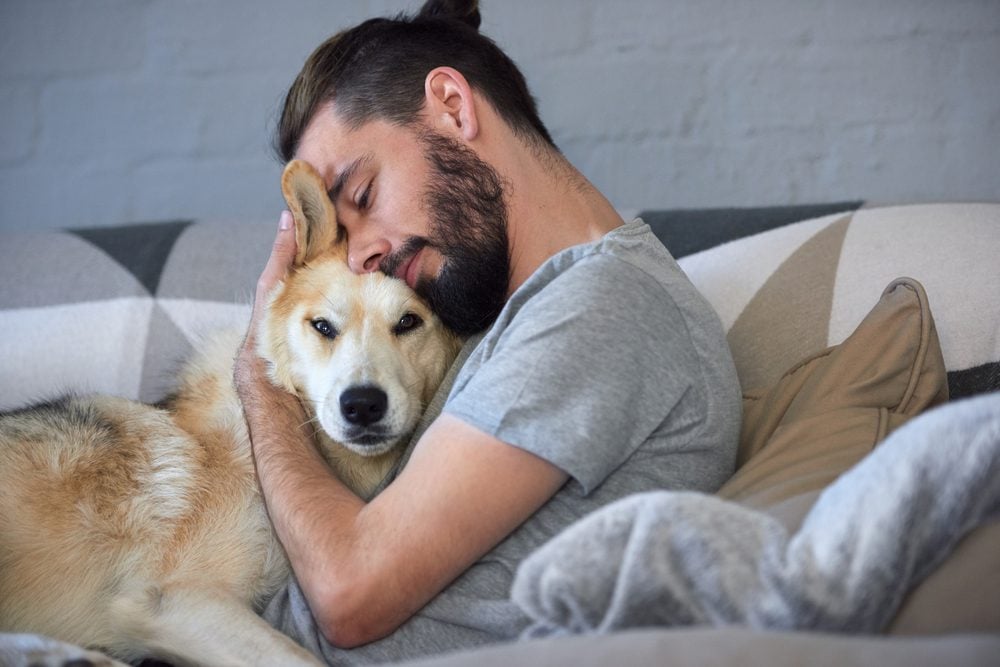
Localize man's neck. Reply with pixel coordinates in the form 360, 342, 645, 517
501, 145, 625, 295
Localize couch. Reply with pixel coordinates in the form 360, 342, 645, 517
1, 201, 998, 665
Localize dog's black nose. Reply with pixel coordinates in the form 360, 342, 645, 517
340, 385, 388, 426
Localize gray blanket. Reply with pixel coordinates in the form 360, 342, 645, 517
512, 392, 1000, 638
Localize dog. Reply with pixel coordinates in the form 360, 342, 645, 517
0, 160, 462, 666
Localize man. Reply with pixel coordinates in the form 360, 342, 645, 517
234, 1, 741, 663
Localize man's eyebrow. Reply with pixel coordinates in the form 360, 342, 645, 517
328, 153, 374, 202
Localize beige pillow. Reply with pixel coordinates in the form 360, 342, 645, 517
715, 277, 999, 634
716, 277, 948, 513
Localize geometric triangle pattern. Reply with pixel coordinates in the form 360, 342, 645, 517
641, 201, 863, 259
156, 298, 252, 344
677, 203, 1000, 399
157, 221, 274, 302
676, 211, 848, 333
724, 215, 852, 391
0, 297, 154, 410
139, 302, 196, 403
3, 203, 999, 411
70, 220, 192, 295
830, 204, 1000, 371
0, 219, 265, 408
0, 229, 148, 308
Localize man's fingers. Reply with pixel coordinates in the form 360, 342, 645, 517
243, 211, 297, 354
255, 211, 297, 307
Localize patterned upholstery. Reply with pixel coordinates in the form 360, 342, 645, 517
666, 203, 1000, 398
1, 221, 270, 408
1, 203, 998, 412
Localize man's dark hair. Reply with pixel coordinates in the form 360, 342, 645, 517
274, 0, 556, 162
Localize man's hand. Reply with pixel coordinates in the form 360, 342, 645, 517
233, 209, 316, 530
234, 211, 297, 398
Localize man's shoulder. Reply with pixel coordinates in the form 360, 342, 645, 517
526, 236, 685, 314
489, 246, 692, 356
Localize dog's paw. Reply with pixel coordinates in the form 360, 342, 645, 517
0, 633, 129, 667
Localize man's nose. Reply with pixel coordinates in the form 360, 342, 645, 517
347, 236, 391, 274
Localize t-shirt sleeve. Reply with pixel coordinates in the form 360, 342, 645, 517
444, 255, 704, 495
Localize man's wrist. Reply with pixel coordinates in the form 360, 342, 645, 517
234, 342, 267, 400
235, 342, 305, 439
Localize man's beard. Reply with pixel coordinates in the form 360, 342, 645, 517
381, 131, 511, 337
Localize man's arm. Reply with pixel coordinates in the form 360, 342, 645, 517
236, 217, 568, 648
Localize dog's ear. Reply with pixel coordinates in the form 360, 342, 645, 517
281, 159, 346, 265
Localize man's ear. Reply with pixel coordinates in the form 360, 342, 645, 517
424, 66, 479, 141
280, 159, 345, 265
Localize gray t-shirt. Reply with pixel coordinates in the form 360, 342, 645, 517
263, 219, 742, 664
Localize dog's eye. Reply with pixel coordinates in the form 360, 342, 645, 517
393, 313, 423, 335
311, 318, 338, 339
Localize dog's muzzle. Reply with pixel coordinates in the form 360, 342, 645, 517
340, 385, 388, 427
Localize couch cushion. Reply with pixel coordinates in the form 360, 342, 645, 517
4, 203, 995, 409
716, 278, 948, 510
674, 203, 1000, 399
0, 220, 272, 409
395, 627, 1000, 667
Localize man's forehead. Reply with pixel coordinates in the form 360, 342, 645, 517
294, 112, 390, 188
294, 110, 351, 176
326, 152, 375, 201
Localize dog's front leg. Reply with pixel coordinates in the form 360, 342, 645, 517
110, 587, 322, 667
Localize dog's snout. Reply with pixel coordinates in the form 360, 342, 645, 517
340, 385, 388, 427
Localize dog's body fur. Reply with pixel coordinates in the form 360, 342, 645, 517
0, 161, 461, 666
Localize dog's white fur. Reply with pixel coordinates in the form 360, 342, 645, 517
0, 161, 461, 666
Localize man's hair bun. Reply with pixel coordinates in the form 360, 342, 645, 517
416, 0, 482, 30
276, 0, 556, 162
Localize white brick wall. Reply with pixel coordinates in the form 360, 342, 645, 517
1, 0, 998, 231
